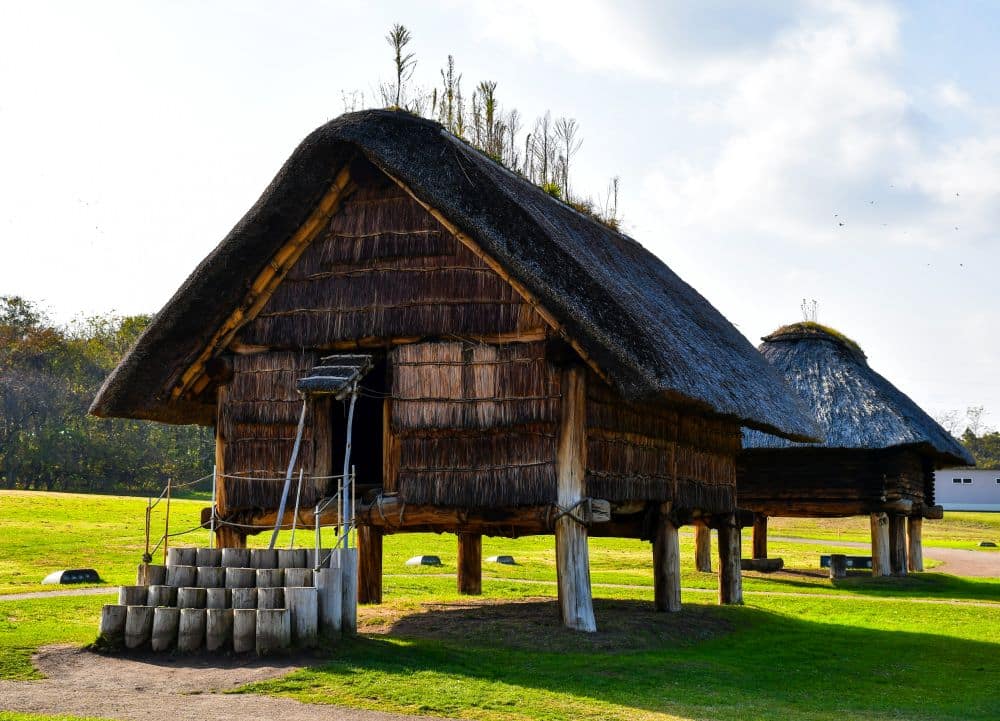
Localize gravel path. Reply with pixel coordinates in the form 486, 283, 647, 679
0, 644, 446, 721
768, 535, 1000, 577
0, 586, 115, 602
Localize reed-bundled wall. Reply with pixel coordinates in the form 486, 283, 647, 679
219, 351, 327, 510
586, 377, 740, 513
238, 183, 547, 348
387, 340, 560, 507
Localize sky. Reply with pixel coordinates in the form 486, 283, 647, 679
1, 0, 997, 430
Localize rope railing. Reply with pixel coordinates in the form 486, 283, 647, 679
142, 467, 356, 565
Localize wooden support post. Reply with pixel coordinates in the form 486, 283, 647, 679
907, 516, 924, 572
829, 554, 847, 579
652, 505, 681, 612
357, 525, 383, 604
457, 533, 482, 595
717, 514, 743, 605
889, 514, 908, 577
214, 385, 246, 549
870, 512, 890, 577
752, 514, 768, 560
554, 366, 596, 632
694, 521, 712, 573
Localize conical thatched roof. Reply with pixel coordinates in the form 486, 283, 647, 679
91, 110, 818, 441
743, 322, 973, 465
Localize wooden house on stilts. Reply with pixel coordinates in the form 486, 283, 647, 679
92, 110, 818, 631
739, 322, 973, 576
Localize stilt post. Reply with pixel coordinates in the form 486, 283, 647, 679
752, 514, 768, 560
457, 533, 483, 595
889, 513, 908, 577
870, 512, 890, 577
653, 504, 681, 612
907, 516, 923, 572
694, 521, 712, 572
357, 525, 383, 604
554, 366, 596, 632
718, 514, 743, 605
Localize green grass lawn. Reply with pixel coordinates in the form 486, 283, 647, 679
2, 490, 999, 720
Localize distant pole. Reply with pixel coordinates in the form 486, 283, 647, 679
163, 478, 172, 565
341, 387, 359, 549
209, 464, 217, 549
289, 468, 304, 548
144, 495, 152, 563
269, 398, 309, 550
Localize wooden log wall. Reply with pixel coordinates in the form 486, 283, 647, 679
738, 448, 933, 517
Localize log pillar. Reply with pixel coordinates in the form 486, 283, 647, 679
870, 512, 890, 577
888, 513, 908, 577
752, 514, 768, 560
457, 533, 482, 595
717, 514, 743, 605
907, 517, 924, 572
214, 385, 246, 549
554, 366, 596, 632
652, 505, 681, 612
357, 525, 383, 604
694, 521, 713, 572
829, 554, 847, 580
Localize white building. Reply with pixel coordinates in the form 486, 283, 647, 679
934, 469, 1000, 511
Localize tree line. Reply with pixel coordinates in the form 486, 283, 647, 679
0, 296, 213, 494
344, 23, 621, 228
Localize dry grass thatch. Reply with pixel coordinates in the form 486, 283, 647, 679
240, 185, 546, 347
743, 321, 972, 466
91, 110, 818, 444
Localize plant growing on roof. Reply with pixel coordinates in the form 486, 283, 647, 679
383, 23, 416, 110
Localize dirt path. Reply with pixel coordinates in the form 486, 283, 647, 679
769, 535, 1000, 577
0, 586, 114, 602
0, 644, 446, 721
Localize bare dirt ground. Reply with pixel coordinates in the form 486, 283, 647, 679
0, 644, 447, 721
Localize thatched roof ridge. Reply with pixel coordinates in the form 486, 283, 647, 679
743, 322, 973, 465
91, 109, 818, 441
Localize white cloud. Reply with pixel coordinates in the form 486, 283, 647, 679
935, 81, 971, 109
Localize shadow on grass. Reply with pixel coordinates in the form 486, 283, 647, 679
242, 598, 1000, 721
752, 569, 1000, 601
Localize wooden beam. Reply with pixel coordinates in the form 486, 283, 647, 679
652, 505, 681, 612
228, 495, 657, 540
171, 166, 354, 399
694, 521, 712, 572
717, 513, 743, 605
907, 517, 924, 572
457, 533, 483, 595
752, 514, 768, 560
554, 366, 596, 632
357, 525, 383, 604
870, 512, 890, 577
742, 499, 915, 518
888, 514, 908, 577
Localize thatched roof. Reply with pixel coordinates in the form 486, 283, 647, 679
743, 322, 973, 465
90, 110, 818, 441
